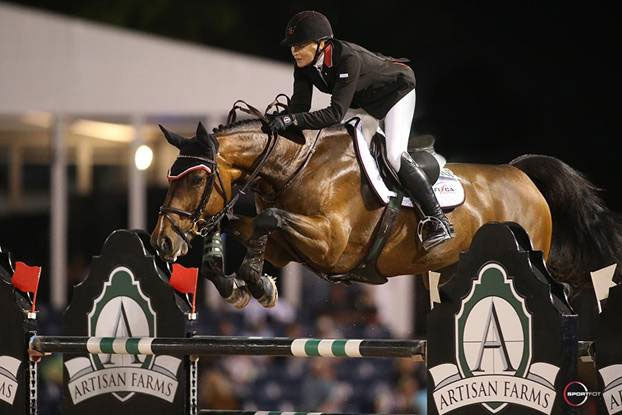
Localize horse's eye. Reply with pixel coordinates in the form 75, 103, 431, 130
190, 174, 203, 186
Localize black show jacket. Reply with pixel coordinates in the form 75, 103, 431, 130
289, 39, 416, 130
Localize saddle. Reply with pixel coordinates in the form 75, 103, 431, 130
345, 118, 465, 211
371, 133, 440, 191
319, 119, 467, 286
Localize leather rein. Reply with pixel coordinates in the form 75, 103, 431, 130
158, 96, 315, 247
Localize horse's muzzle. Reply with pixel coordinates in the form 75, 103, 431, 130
158, 235, 173, 256
151, 227, 188, 262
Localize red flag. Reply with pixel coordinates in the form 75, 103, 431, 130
170, 264, 198, 313
11, 262, 40, 293
11, 262, 41, 312
170, 264, 198, 294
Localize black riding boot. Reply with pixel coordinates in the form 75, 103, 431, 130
397, 152, 454, 250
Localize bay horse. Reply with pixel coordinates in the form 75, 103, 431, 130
151, 111, 622, 309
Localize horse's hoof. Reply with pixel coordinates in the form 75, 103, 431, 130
258, 274, 278, 308
225, 279, 251, 309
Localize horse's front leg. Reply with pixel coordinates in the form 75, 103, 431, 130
226, 209, 347, 308
225, 215, 281, 308
226, 214, 293, 266
200, 226, 251, 309
249, 207, 349, 270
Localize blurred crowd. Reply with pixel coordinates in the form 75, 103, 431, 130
196, 284, 427, 414
34, 283, 426, 414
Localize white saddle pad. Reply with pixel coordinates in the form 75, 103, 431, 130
351, 121, 465, 209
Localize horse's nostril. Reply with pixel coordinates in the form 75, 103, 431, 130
159, 236, 173, 254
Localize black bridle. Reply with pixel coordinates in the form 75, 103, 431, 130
158, 153, 223, 245
158, 98, 288, 247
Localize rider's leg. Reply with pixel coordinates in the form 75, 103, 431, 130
384, 89, 417, 172
384, 89, 454, 250
398, 152, 454, 250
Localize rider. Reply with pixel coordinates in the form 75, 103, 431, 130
268, 10, 454, 250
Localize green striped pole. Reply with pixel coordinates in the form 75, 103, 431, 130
29, 336, 425, 360
199, 411, 409, 415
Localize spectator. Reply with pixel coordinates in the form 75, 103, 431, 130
301, 359, 350, 411
199, 368, 239, 410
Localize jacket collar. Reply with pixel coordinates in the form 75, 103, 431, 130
323, 42, 333, 68
312, 41, 333, 71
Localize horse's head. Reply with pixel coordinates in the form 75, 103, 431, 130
151, 122, 237, 262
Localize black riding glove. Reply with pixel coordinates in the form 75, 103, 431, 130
267, 114, 295, 134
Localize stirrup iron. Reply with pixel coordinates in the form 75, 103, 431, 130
417, 216, 453, 251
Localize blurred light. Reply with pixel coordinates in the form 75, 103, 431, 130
135, 145, 153, 170
71, 120, 134, 142
20, 112, 52, 128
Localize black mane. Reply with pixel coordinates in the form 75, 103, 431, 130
212, 118, 264, 135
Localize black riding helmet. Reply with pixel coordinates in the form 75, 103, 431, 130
280, 11, 333, 47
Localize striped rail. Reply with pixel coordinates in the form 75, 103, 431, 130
29, 335, 426, 360
200, 412, 371, 415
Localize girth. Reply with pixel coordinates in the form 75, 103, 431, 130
284, 193, 404, 285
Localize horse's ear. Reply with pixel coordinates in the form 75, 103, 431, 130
158, 124, 185, 149
196, 122, 208, 140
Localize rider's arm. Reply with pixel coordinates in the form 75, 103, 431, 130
289, 68, 313, 113
293, 54, 362, 130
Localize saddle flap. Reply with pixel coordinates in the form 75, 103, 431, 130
347, 119, 465, 210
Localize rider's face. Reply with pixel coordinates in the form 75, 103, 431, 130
291, 41, 323, 67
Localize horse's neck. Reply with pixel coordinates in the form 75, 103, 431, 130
217, 131, 301, 190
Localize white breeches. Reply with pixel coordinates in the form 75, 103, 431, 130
383, 88, 416, 171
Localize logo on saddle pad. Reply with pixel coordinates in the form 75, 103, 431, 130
429, 263, 560, 414
64, 267, 181, 404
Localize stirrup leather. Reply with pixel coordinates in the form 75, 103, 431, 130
417, 216, 453, 251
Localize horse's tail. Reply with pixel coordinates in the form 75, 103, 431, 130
510, 154, 622, 289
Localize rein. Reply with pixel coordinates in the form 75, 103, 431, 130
259, 128, 322, 203
158, 99, 287, 246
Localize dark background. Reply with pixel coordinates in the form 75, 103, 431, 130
2, 1, 619, 303
7, 1, 617, 198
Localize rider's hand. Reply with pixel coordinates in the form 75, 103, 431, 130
267, 114, 294, 134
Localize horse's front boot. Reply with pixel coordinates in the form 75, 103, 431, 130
239, 234, 278, 307
201, 230, 251, 309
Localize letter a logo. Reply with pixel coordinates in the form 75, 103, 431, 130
472, 301, 516, 373
455, 263, 532, 412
